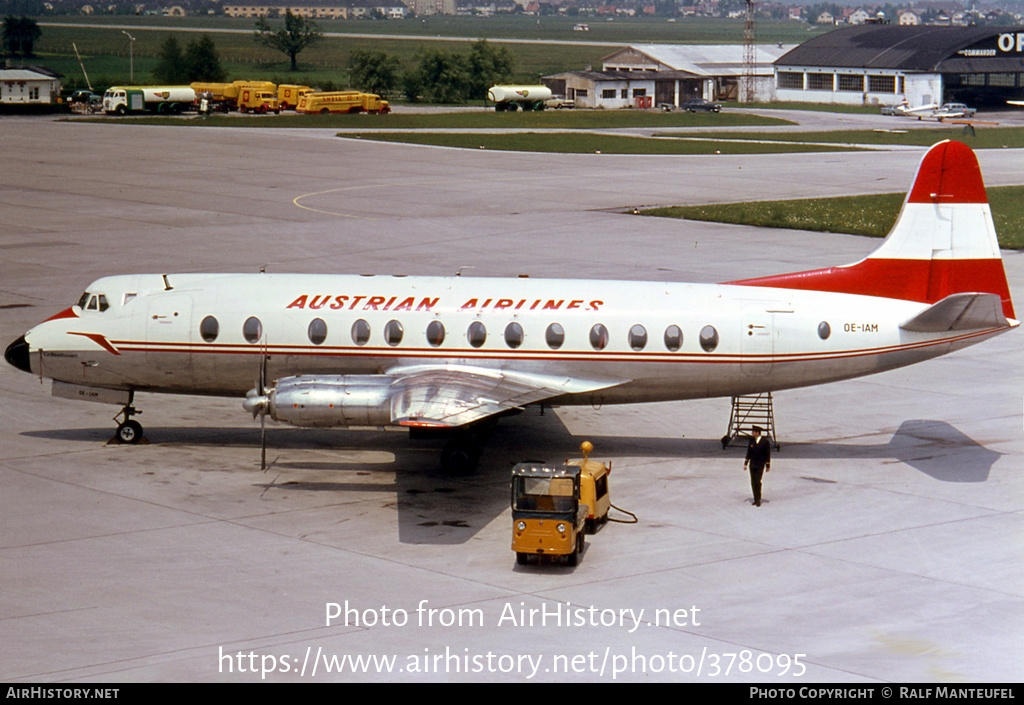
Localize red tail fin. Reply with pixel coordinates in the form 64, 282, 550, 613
730, 141, 1015, 320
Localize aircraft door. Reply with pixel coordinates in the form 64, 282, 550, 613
146, 294, 194, 386
741, 309, 774, 377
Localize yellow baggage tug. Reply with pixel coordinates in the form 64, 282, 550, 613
511, 463, 587, 566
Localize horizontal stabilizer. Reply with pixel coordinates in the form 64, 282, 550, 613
900, 293, 1009, 332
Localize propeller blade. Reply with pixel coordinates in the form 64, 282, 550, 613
260, 406, 267, 471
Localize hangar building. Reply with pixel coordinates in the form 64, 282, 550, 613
774, 25, 1024, 108
543, 43, 792, 109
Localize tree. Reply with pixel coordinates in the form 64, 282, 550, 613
184, 34, 226, 83
349, 49, 402, 98
466, 40, 514, 101
3, 15, 41, 57
152, 35, 187, 84
253, 11, 322, 71
407, 48, 471, 104
152, 34, 225, 84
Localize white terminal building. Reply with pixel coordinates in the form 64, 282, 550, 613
543, 43, 793, 109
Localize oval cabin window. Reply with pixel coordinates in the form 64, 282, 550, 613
351, 319, 371, 346
308, 318, 327, 345
243, 317, 262, 344
546, 323, 565, 350
426, 320, 445, 347
200, 315, 219, 343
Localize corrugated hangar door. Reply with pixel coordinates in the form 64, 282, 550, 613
655, 80, 675, 106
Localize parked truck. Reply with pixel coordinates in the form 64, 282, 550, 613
191, 82, 240, 112
296, 91, 390, 114
488, 85, 553, 112
103, 86, 196, 115
236, 82, 280, 114
277, 84, 312, 110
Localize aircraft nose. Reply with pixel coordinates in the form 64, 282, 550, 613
4, 335, 32, 373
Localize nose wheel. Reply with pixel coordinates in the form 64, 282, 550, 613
113, 395, 144, 444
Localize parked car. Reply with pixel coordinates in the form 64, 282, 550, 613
680, 99, 722, 113
544, 97, 575, 110
939, 102, 976, 117
69, 90, 101, 105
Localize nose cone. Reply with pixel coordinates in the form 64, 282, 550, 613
5, 335, 32, 373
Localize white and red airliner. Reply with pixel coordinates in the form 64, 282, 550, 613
5, 141, 1017, 471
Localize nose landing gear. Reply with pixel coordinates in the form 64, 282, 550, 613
112, 393, 144, 444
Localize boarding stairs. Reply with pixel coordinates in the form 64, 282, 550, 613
722, 392, 780, 450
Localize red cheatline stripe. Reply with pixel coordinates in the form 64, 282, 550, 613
108, 326, 1006, 366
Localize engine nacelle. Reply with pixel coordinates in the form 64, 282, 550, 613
264, 375, 393, 427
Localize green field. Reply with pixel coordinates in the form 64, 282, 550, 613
36, 16, 823, 90
640, 186, 1024, 249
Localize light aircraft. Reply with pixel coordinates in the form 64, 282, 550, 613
884, 100, 938, 117
928, 105, 966, 121
4, 141, 1017, 472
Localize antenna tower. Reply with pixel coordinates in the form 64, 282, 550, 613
743, 0, 756, 103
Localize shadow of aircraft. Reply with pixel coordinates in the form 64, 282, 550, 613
22, 412, 1004, 544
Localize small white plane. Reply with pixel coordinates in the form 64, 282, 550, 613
5, 141, 1017, 472
885, 100, 938, 117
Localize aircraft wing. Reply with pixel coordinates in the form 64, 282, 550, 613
900, 293, 1010, 332
386, 363, 626, 427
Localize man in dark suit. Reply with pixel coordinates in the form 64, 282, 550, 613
744, 425, 771, 507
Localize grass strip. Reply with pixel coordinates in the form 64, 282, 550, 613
345, 131, 863, 154
664, 126, 1024, 150
639, 186, 1024, 249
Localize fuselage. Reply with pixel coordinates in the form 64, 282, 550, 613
13, 271, 1013, 409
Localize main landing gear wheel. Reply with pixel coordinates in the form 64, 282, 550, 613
440, 437, 481, 475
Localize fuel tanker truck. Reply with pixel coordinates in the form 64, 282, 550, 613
487, 85, 552, 111
103, 86, 196, 115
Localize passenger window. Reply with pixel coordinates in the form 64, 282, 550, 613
505, 322, 524, 349
589, 324, 609, 350
243, 316, 263, 344
385, 320, 404, 346
200, 316, 219, 343
818, 321, 831, 340
699, 325, 719, 352
351, 319, 370, 346
308, 318, 327, 345
546, 323, 565, 350
426, 320, 445, 347
468, 321, 487, 348
664, 325, 683, 351
628, 324, 647, 351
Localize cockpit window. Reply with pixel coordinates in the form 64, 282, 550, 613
79, 293, 109, 312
